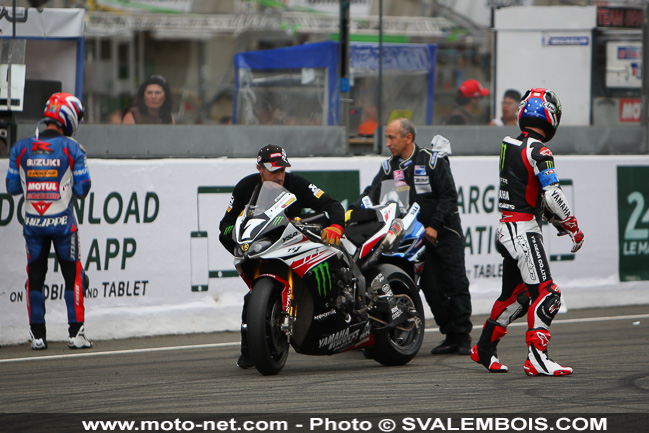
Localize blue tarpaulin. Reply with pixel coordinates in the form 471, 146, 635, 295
234, 41, 436, 126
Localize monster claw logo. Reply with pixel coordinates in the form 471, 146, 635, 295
312, 262, 332, 297
272, 216, 284, 226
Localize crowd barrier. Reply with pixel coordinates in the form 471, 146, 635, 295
1, 154, 648, 345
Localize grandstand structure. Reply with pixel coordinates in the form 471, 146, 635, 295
85, 10, 459, 39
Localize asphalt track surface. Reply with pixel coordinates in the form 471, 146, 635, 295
1, 305, 648, 433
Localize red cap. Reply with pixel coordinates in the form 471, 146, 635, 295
458, 79, 490, 98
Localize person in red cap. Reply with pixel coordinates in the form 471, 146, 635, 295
219, 144, 345, 369
443, 79, 490, 125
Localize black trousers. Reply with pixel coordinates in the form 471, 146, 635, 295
419, 230, 473, 336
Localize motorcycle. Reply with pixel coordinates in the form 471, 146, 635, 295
232, 181, 425, 375
351, 179, 427, 287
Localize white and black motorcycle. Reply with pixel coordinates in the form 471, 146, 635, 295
232, 181, 425, 375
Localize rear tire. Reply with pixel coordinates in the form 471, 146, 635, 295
366, 264, 425, 366
247, 278, 289, 375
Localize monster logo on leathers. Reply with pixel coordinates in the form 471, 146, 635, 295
312, 262, 332, 297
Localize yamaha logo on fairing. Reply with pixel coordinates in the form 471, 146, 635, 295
318, 327, 360, 350
282, 231, 299, 243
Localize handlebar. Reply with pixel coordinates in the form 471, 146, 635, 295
292, 218, 323, 243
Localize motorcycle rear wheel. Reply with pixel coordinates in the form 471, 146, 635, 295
366, 264, 425, 366
247, 278, 289, 375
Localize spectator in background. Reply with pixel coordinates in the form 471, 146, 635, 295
489, 89, 521, 126
122, 75, 175, 124
443, 79, 490, 125
357, 105, 379, 137
108, 109, 123, 124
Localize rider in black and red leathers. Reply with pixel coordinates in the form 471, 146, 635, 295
219, 144, 345, 369
5, 93, 93, 350
471, 88, 584, 376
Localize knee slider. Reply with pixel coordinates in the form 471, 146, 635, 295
537, 284, 562, 326
494, 291, 530, 327
512, 292, 531, 322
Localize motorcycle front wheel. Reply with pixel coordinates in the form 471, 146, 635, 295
365, 264, 425, 366
247, 277, 289, 375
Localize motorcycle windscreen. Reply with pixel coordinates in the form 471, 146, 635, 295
238, 181, 295, 242
379, 179, 410, 213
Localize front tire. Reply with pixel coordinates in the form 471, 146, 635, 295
366, 264, 425, 366
247, 278, 289, 375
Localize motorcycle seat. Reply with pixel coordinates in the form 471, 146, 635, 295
344, 220, 385, 247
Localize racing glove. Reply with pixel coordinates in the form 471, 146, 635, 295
321, 224, 343, 247
543, 210, 569, 236
559, 216, 585, 253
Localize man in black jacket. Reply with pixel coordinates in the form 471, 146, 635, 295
219, 144, 345, 368
352, 118, 473, 355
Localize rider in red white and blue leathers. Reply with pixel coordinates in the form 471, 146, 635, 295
5, 92, 93, 350
470, 88, 584, 376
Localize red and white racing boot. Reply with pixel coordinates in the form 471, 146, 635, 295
524, 329, 572, 376
470, 319, 508, 373
471, 345, 508, 373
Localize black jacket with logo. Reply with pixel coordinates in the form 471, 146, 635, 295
356, 144, 463, 237
219, 172, 345, 255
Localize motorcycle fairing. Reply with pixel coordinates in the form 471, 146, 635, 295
294, 319, 373, 355
357, 203, 397, 259
392, 204, 426, 260
288, 247, 339, 277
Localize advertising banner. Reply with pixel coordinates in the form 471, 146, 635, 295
1, 155, 648, 345
606, 41, 643, 89
617, 166, 649, 281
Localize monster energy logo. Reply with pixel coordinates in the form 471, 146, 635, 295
224, 225, 233, 235
500, 142, 506, 171
272, 216, 284, 226
313, 262, 332, 297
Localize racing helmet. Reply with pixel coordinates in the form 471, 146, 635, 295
43, 92, 84, 136
517, 88, 561, 141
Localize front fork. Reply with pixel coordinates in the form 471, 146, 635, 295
279, 269, 295, 338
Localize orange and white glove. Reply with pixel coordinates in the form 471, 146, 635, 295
321, 224, 343, 247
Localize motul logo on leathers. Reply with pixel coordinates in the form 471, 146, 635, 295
28, 182, 58, 191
